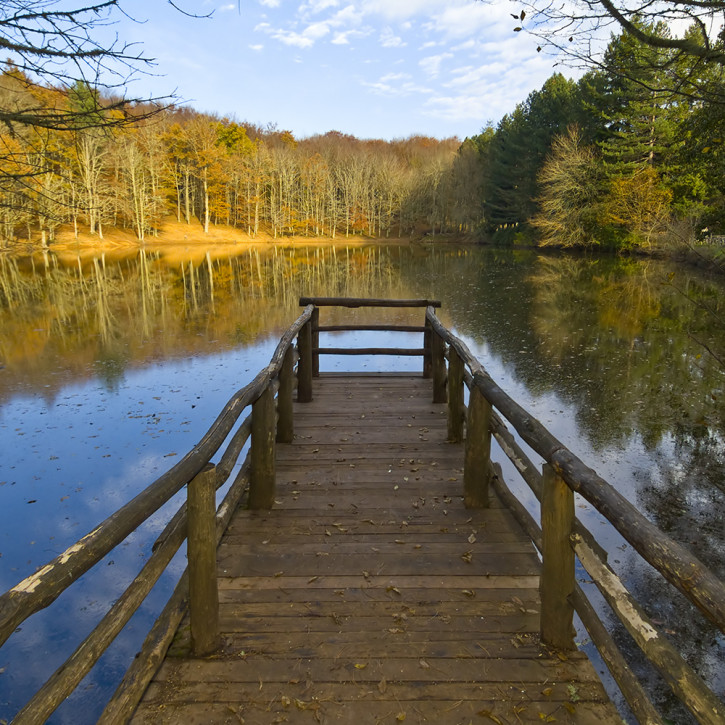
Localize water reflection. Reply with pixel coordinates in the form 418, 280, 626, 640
0, 245, 424, 405
0, 244, 723, 723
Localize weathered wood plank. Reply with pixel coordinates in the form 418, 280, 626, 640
131, 374, 619, 725
152, 656, 602, 684
131, 699, 616, 725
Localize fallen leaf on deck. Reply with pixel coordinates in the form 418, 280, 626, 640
477, 710, 503, 724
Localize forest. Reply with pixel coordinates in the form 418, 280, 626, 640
0, 17, 724, 255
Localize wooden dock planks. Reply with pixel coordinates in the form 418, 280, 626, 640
131, 374, 621, 724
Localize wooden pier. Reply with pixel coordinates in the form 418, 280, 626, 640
130, 374, 619, 724
3, 298, 723, 725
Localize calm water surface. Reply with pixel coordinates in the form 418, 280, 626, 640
0, 244, 723, 723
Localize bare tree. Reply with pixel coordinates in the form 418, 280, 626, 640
505, 0, 725, 103
1, 1, 170, 132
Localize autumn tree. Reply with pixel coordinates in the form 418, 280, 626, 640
532, 125, 604, 247
603, 167, 674, 247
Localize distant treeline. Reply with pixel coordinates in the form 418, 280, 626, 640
2, 17, 725, 253
0, 68, 482, 245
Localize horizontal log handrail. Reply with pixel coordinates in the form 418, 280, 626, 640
101, 452, 252, 723
0, 305, 314, 707
425, 307, 725, 635
436, 308, 725, 725
300, 296, 441, 308
318, 324, 426, 333
315, 347, 425, 356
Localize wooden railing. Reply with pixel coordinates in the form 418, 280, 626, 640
297, 296, 441, 382
2, 297, 723, 724
0, 305, 315, 724
296, 297, 725, 724
423, 306, 725, 725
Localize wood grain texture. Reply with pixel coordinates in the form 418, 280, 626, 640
131, 375, 620, 724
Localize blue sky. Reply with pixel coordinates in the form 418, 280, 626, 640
116, 0, 572, 140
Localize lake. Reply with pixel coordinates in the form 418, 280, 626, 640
0, 243, 723, 723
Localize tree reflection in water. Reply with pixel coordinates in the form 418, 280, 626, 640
0, 245, 723, 723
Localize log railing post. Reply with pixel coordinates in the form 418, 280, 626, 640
311, 306, 320, 377
447, 350, 464, 443
187, 463, 219, 656
464, 386, 491, 508
297, 316, 313, 403
276, 345, 295, 444
423, 315, 432, 379
431, 332, 447, 404
540, 463, 576, 650
249, 385, 276, 509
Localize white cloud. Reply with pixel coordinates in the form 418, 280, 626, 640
420, 46, 559, 125
259, 0, 280, 7
380, 26, 406, 47
419, 52, 453, 78
363, 72, 432, 96
380, 72, 410, 82
249, 44, 264, 51
218, 3, 237, 11
257, 1, 367, 49
332, 5, 365, 25
452, 39, 476, 51
431, 4, 499, 38
362, 0, 446, 21
266, 21, 331, 48
304, 0, 339, 12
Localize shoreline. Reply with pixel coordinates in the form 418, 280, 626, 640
3, 221, 722, 276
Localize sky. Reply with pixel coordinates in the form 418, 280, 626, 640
112, 0, 576, 141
